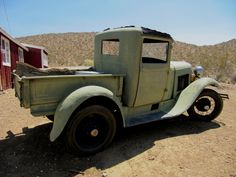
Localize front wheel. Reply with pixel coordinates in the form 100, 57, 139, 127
65, 105, 116, 156
187, 89, 223, 121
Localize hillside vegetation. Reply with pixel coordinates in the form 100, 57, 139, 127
18, 33, 236, 83
172, 40, 236, 83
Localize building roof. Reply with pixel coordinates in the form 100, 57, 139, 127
21, 43, 48, 54
0, 27, 29, 51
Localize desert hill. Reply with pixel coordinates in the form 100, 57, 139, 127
18, 32, 96, 66
17, 33, 236, 83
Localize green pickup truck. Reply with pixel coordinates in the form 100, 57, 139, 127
13, 26, 224, 155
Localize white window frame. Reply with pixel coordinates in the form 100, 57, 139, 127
1, 36, 11, 67
18, 47, 24, 62
41, 50, 48, 68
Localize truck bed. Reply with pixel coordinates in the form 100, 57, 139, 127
13, 65, 124, 116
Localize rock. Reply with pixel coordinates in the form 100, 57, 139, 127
101, 171, 108, 177
148, 156, 155, 161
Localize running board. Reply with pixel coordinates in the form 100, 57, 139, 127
125, 111, 173, 127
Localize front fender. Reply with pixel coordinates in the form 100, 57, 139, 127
49, 86, 123, 142
165, 77, 219, 117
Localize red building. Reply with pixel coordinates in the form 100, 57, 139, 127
0, 27, 48, 90
22, 43, 48, 68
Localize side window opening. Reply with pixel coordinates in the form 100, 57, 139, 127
102, 39, 119, 56
142, 38, 169, 63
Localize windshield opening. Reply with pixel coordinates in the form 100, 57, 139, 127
142, 38, 169, 63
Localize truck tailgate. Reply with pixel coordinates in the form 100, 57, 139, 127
13, 73, 30, 108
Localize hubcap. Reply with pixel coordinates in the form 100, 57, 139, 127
74, 114, 109, 150
90, 129, 99, 137
204, 105, 210, 111
196, 97, 211, 111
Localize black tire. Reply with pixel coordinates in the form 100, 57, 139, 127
187, 89, 223, 121
65, 105, 116, 156
46, 115, 54, 121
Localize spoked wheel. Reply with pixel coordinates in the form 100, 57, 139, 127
65, 105, 116, 156
187, 89, 223, 121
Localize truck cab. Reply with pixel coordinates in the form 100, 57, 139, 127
94, 27, 191, 107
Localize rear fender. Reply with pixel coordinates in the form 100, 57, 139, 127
49, 86, 123, 142
165, 77, 219, 117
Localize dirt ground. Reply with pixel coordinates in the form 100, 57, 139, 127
0, 84, 236, 177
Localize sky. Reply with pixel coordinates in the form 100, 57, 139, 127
0, 0, 235, 45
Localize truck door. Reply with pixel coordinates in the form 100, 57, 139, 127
134, 38, 170, 107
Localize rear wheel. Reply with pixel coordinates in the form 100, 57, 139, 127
187, 89, 223, 121
65, 105, 116, 156
46, 115, 54, 121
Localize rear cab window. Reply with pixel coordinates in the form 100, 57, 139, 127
102, 39, 120, 56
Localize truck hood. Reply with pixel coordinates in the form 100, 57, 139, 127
170, 61, 192, 71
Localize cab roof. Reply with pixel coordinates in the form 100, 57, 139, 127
101, 26, 173, 41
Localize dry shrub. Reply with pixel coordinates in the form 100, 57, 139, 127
83, 59, 94, 66
231, 72, 236, 84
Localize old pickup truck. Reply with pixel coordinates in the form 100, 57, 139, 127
13, 26, 223, 155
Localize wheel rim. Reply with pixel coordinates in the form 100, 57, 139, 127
194, 96, 216, 116
74, 113, 109, 151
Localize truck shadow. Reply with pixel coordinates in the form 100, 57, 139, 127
0, 115, 221, 177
